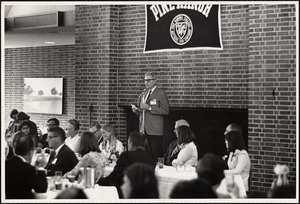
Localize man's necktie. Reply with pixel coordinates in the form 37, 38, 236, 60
146, 90, 152, 101
45, 150, 56, 169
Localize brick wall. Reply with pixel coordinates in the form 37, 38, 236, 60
4, 45, 76, 129
4, 3, 296, 195
74, 5, 121, 134
119, 5, 249, 110
248, 4, 297, 194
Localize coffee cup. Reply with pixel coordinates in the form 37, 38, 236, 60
67, 174, 76, 183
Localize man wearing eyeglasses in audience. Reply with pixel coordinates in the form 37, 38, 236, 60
89, 122, 103, 145
38, 118, 60, 148
131, 72, 169, 163
45, 127, 78, 176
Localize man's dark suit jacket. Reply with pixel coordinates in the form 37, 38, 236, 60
97, 148, 155, 193
140, 86, 169, 136
45, 144, 78, 176
5, 156, 47, 199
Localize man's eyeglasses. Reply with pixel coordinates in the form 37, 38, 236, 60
144, 79, 155, 82
48, 135, 59, 140
93, 129, 100, 134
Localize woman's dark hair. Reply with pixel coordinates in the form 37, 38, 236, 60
10, 109, 18, 118
56, 186, 88, 199
177, 125, 195, 144
124, 162, 159, 198
225, 130, 245, 152
78, 131, 101, 156
19, 121, 31, 133
170, 178, 217, 198
196, 153, 225, 186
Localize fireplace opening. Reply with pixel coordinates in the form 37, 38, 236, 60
124, 106, 248, 159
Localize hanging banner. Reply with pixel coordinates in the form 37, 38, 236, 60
144, 4, 223, 53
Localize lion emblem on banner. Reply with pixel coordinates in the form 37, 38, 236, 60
170, 14, 193, 45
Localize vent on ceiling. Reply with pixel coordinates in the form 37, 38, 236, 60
13, 11, 63, 30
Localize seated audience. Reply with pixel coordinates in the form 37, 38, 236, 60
66, 131, 106, 181
196, 153, 229, 198
5, 109, 19, 139
89, 122, 103, 145
99, 124, 124, 163
56, 186, 88, 199
224, 123, 251, 193
16, 111, 38, 139
97, 131, 155, 198
38, 118, 60, 148
5, 133, 47, 199
164, 119, 190, 166
5, 140, 10, 158
121, 162, 158, 199
65, 119, 81, 153
268, 184, 296, 198
19, 120, 39, 147
196, 153, 247, 199
45, 127, 78, 176
171, 119, 198, 167
170, 178, 217, 198
6, 131, 22, 159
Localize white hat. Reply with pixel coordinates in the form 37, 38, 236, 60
175, 119, 190, 129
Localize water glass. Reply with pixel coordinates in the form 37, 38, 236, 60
66, 173, 76, 183
54, 171, 63, 190
158, 157, 164, 169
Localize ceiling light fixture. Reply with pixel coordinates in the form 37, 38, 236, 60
45, 41, 56, 44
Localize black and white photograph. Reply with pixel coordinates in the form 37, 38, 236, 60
24, 78, 63, 114
1, 1, 298, 203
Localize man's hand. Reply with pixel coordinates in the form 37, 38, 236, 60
140, 102, 151, 111
131, 104, 140, 114
35, 153, 48, 168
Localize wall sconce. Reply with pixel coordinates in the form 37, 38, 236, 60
272, 89, 276, 98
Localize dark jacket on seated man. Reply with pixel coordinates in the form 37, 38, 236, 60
97, 131, 155, 197
5, 133, 47, 199
45, 144, 78, 176
163, 140, 180, 166
44, 127, 78, 176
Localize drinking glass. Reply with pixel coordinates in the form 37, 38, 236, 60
158, 157, 164, 169
54, 171, 63, 190
66, 173, 76, 183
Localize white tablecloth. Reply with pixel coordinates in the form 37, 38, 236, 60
35, 181, 119, 200
103, 164, 246, 199
155, 165, 198, 198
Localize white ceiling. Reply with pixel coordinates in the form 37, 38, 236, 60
4, 4, 75, 48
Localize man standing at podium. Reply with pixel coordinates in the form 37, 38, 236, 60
132, 72, 169, 162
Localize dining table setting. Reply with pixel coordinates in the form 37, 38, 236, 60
104, 161, 246, 199
34, 172, 119, 200
33, 151, 119, 201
